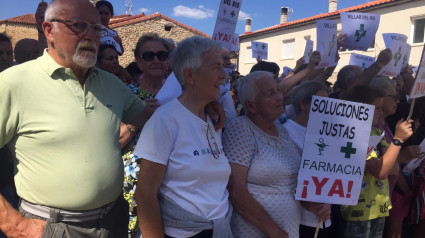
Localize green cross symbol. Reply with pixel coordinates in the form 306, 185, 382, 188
340, 142, 357, 159
231, 10, 235, 17
328, 34, 336, 56
394, 47, 402, 67
355, 24, 367, 42
402, 54, 408, 66
261, 44, 266, 49
361, 62, 366, 71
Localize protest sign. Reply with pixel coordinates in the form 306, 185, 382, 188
383, 33, 408, 48
304, 39, 314, 63
251, 41, 268, 60
316, 20, 338, 68
402, 138, 425, 173
295, 96, 374, 205
212, 0, 243, 50
409, 45, 425, 99
378, 40, 405, 77
366, 132, 384, 157
155, 73, 182, 105
341, 12, 380, 51
401, 42, 412, 70
279, 66, 293, 81
100, 26, 122, 54
348, 53, 376, 71
231, 33, 239, 52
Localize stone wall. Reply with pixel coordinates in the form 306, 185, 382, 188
0, 23, 38, 48
114, 17, 204, 67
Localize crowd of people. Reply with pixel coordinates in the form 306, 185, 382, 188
0, 0, 424, 238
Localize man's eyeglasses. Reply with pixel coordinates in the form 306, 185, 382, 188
50, 19, 103, 35
140, 51, 168, 61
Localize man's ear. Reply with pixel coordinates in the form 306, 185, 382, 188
182, 67, 195, 85
245, 100, 257, 114
42, 21, 55, 45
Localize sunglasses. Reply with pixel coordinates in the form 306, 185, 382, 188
140, 51, 168, 61
50, 19, 103, 36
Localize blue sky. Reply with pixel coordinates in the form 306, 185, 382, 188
0, 0, 373, 36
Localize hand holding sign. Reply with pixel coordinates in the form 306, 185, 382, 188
394, 119, 414, 143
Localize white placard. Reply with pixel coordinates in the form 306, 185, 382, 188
279, 66, 293, 81
383, 33, 408, 48
212, 0, 243, 50
403, 139, 425, 173
231, 33, 239, 52
341, 12, 380, 51
348, 53, 376, 71
366, 132, 385, 157
316, 20, 338, 68
251, 41, 268, 60
410, 45, 425, 99
100, 26, 122, 54
378, 40, 405, 77
401, 43, 412, 70
155, 73, 182, 105
304, 39, 314, 63
295, 96, 374, 205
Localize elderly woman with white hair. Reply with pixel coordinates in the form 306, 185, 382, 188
223, 71, 304, 238
133, 36, 232, 238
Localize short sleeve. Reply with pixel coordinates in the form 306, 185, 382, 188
0, 76, 18, 148
222, 117, 257, 167
119, 81, 145, 124
132, 111, 173, 165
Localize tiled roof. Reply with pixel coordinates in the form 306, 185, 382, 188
109, 12, 210, 38
241, 0, 403, 38
111, 14, 132, 19
0, 13, 36, 25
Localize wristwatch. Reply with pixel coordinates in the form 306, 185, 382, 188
392, 138, 403, 146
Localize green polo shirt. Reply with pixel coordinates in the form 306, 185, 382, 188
0, 51, 145, 210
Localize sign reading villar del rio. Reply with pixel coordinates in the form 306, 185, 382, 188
295, 96, 374, 205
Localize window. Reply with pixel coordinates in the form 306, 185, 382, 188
412, 17, 425, 44
281, 39, 295, 59
245, 47, 256, 64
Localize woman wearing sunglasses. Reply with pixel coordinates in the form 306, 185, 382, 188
120, 32, 171, 236
133, 36, 232, 238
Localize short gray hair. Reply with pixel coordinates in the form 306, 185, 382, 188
291, 81, 329, 114
169, 36, 222, 86
334, 65, 361, 92
238, 71, 274, 113
44, 0, 60, 21
369, 77, 396, 96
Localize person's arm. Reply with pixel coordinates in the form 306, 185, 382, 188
205, 101, 226, 130
0, 194, 46, 238
283, 57, 305, 80
227, 164, 288, 238
113, 35, 124, 55
135, 159, 167, 238
366, 119, 413, 179
356, 48, 392, 86
401, 65, 416, 95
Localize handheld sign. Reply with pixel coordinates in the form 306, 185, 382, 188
279, 66, 293, 81
341, 12, 380, 51
304, 39, 314, 63
155, 73, 182, 105
409, 44, 425, 99
231, 33, 239, 52
366, 132, 385, 157
348, 53, 376, 71
295, 96, 374, 205
378, 40, 405, 77
212, 0, 243, 50
100, 26, 122, 54
251, 41, 268, 60
402, 138, 425, 173
316, 20, 338, 68
383, 33, 407, 48
401, 43, 412, 70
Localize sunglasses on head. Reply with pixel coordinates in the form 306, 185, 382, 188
140, 51, 168, 61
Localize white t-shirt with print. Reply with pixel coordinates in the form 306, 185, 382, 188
133, 98, 231, 237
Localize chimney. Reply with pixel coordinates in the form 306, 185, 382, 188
328, 0, 337, 13
280, 7, 288, 24
245, 18, 251, 33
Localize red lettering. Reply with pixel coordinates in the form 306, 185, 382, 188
414, 82, 425, 95
218, 32, 223, 41
328, 179, 344, 197
312, 176, 329, 195
223, 34, 229, 42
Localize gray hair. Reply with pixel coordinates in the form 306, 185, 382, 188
238, 71, 274, 113
169, 36, 222, 86
334, 65, 361, 92
134, 33, 171, 60
369, 77, 396, 96
291, 81, 329, 114
44, 0, 59, 21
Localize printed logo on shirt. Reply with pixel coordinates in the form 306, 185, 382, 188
193, 147, 224, 157
106, 104, 113, 108
351, 210, 364, 217
379, 201, 389, 213
375, 180, 384, 190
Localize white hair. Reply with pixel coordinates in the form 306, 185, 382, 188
369, 77, 396, 96
238, 71, 274, 113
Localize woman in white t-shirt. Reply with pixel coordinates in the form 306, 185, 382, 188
133, 36, 232, 238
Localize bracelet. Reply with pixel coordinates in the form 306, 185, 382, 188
125, 124, 136, 133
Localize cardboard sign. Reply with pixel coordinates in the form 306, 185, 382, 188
212, 0, 243, 50
378, 40, 405, 77
316, 20, 338, 68
409, 45, 425, 99
231, 33, 239, 52
304, 39, 314, 63
251, 41, 268, 60
295, 96, 374, 205
155, 73, 182, 105
279, 66, 293, 81
348, 53, 376, 71
383, 33, 408, 48
402, 138, 425, 173
401, 42, 412, 70
100, 26, 122, 54
341, 12, 380, 51
366, 132, 385, 157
